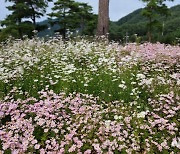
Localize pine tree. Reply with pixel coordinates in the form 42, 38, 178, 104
48, 0, 76, 39
1, 0, 33, 39
97, 0, 109, 37
26, 0, 52, 27
48, 0, 96, 39
141, 0, 174, 42
1, 0, 51, 39
76, 3, 97, 35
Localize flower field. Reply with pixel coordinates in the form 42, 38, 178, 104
0, 37, 180, 154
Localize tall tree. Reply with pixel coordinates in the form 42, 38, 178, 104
26, 0, 52, 27
97, 0, 109, 37
141, 0, 174, 42
75, 3, 97, 35
48, 0, 96, 39
1, 0, 51, 40
1, 0, 33, 39
48, 0, 78, 39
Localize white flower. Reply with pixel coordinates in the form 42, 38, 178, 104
137, 73, 145, 79
137, 111, 147, 118
53, 129, 59, 133
22, 55, 31, 62
114, 115, 119, 120
170, 73, 179, 79
118, 84, 126, 89
145, 78, 153, 85
84, 83, 88, 87
0, 58, 3, 63
44, 129, 49, 133
51, 59, 56, 63
177, 79, 180, 85
105, 120, 111, 129
118, 116, 123, 120
17, 66, 24, 74
114, 115, 123, 120
137, 106, 141, 109
171, 139, 177, 147
171, 138, 180, 149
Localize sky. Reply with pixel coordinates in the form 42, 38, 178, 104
0, 0, 179, 22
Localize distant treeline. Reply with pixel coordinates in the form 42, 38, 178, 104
0, 0, 180, 44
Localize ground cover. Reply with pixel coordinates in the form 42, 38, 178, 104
0, 37, 179, 153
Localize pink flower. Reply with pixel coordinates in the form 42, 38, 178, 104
31, 139, 37, 145
0, 130, 5, 135
73, 137, 79, 143
77, 140, 83, 148
38, 119, 45, 126
167, 125, 174, 131
40, 148, 45, 154
68, 144, 76, 152
12, 150, 20, 154
84, 149, 91, 154
93, 144, 101, 153
157, 145, 162, 152
65, 133, 74, 141
35, 144, 40, 149
171, 137, 180, 148
0, 111, 4, 117
50, 121, 56, 128
2, 142, 9, 150
59, 148, 65, 153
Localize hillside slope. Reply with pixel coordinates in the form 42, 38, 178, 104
110, 5, 180, 43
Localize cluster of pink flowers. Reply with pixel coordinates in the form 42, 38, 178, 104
0, 90, 179, 153
124, 42, 180, 63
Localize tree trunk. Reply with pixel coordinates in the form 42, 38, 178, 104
32, 9, 36, 28
148, 18, 152, 42
18, 18, 23, 39
97, 0, 109, 37
29, 0, 36, 28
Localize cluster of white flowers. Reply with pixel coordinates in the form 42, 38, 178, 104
104, 120, 111, 129
136, 73, 146, 80
171, 138, 180, 149
137, 110, 149, 118
114, 115, 123, 120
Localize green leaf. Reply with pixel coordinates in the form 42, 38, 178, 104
33, 125, 44, 141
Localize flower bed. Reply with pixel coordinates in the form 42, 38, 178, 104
0, 38, 179, 153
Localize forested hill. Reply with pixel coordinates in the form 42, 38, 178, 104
37, 19, 60, 37
110, 5, 180, 43
115, 8, 144, 25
